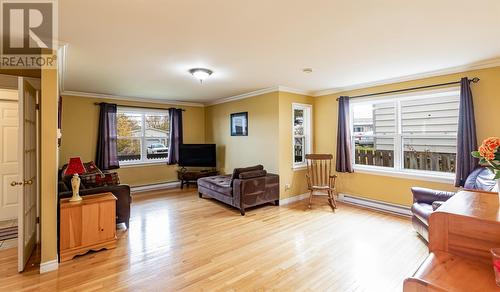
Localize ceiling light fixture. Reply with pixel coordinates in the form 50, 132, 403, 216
189, 68, 213, 83
302, 68, 313, 73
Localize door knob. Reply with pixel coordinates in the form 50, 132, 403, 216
24, 179, 33, 185
10, 181, 23, 186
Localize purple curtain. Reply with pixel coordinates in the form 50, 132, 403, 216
336, 96, 353, 172
455, 78, 478, 187
167, 108, 184, 165
96, 103, 120, 170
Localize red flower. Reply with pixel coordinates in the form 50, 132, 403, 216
483, 137, 500, 152
479, 145, 495, 161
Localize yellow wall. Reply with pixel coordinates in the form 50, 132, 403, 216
205, 91, 315, 199
60, 95, 205, 187
205, 92, 280, 175
315, 66, 500, 206
278, 92, 314, 199
40, 68, 58, 264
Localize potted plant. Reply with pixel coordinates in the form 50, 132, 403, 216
472, 137, 500, 195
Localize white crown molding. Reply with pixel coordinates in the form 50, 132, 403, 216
62, 86, 312, 108
206, 86, 313, 106
277, 86, 313, 96
312, 57, 500, 97
206, 86, 280, 106
61, 90, 205, 107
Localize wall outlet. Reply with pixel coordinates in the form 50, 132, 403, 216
284, 184, 291, 191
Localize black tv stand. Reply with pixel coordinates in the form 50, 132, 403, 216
177, 168, 219, 189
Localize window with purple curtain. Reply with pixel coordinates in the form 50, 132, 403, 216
455, 77, 478, 186
336, 96, 353, 173
96, 103, 120, 170
167, 108, 184, 165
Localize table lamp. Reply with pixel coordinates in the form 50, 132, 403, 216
64, 157, 86, 202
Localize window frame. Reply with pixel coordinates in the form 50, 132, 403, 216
292, 103, 312, 170
350, 87, 459, 183
117, 106, 170, 166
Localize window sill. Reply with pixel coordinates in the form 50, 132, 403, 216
292, 163, 307, 171
119, 161, 169, 168
353, 165, 455, 184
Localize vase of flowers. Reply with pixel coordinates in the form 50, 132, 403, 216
472, 137, 500, 195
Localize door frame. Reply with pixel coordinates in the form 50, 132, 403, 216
16, 77, 40, 272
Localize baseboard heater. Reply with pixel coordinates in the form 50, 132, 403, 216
338, 193, 412, 217
131, 181, 181, 194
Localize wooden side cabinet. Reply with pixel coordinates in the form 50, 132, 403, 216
60, 192, 117, 262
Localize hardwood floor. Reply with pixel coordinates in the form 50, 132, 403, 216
0, 189, 427, 291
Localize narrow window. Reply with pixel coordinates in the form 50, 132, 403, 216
293, 103, 312, 169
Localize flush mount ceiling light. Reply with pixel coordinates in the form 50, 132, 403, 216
302, 68, 313, 73
189, 68, 213, 83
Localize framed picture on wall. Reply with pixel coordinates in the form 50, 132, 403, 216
230, 112, 248, 136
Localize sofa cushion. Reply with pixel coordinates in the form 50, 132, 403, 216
411, 202, 433, 226
60, 161, 105, 189
239, 170, 267, 179
231, 165, 264, 181
464, 167, 497, 192
83, 161, 104, 175
198, 175, 233, 196
80, 172, 120, 188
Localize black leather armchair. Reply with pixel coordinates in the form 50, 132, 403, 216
411, 167, 497, 241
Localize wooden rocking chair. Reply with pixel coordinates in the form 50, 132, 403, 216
305, 154, 338, 211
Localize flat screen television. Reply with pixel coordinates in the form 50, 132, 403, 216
178, 144, 216, 167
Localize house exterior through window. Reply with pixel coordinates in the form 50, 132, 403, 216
293, 103, 312, 169
351, 88, 460, 179
117, 107, 169, 165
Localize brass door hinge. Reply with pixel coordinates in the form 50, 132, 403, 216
35, 104, 40, 110
36, 216, 40, 224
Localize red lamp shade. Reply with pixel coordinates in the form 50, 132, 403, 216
64, 157, 86, 176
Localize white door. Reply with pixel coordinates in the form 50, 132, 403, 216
0, 91, 20, 221
17, 78, 38, 272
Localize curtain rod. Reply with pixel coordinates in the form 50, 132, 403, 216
94, 102, 185, 111
336, 77, 480, 101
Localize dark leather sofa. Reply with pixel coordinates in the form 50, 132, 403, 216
58, 171, 131, 228
198, 165, 280, 215
411, 167, 497, 241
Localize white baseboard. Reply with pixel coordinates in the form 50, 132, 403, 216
338, 193, 411, 217
279, 193, 310, 205
131, 181, 181, 194
40, 258, 58, 273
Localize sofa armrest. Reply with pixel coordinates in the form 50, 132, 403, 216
60, 184, 129, 198
232, 176, 266, 207
411, 187, 455, 204
58, 181, 69, 193
432, 201, 446, 211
